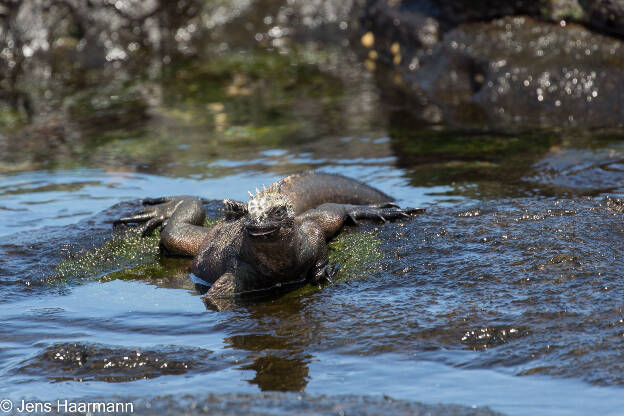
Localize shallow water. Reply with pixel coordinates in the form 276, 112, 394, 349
3, 143, 624, 415
2, 2, 624, 415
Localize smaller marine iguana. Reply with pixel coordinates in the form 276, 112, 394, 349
115, 172, 422, 307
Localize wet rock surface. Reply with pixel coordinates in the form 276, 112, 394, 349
3, 194, 624, 388
253, 196, 622, 386
577, 0, 624, 38
361, 1, 624, 128
363, 0, 624, 38
18, 342, 231, 382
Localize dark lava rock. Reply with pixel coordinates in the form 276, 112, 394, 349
360, 1, 624, 128
363, 0, 624, 44
17, 342, 229, 383
578, 0, 624, 38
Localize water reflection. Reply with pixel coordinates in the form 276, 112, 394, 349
241, 355, 310, 391
225, 297, 313, 392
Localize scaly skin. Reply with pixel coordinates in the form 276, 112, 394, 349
115, 172, 423, 308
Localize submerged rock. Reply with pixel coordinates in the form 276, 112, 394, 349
18, 342, 227, 382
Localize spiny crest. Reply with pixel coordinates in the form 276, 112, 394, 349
246, 184, 269, 199
246, 187, 294, 220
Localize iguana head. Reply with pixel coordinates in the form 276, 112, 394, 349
245, 189, 295, 238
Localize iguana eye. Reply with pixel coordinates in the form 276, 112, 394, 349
273, 206, 287, 218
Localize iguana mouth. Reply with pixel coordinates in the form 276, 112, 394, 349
245, 223, 280, 237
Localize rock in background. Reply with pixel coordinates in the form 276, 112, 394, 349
359, 0, 624, 127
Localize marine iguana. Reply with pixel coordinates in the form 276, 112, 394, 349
115, 172, 422, 306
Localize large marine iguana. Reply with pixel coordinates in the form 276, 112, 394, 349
115, 172, 422, 305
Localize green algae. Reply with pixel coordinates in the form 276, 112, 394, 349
155, 49, 344, 146
390, 127, 560, 198
390, 129, 555, 159
203, 216, 220, 228
66, 84, 148, 129
98, 261, 169, 283
327, 230, 382, 280
282, 230, 382, 299
0, 106, 26, 131
55, 216, 220, 284
548, 0, 585, 21
55, 230, 161, 282
98, 256, 193, 285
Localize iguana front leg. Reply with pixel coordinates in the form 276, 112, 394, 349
345, 205, 425, 225
114, 196, 210, 256
298, 203, 422, 285
298, 203, 424, 240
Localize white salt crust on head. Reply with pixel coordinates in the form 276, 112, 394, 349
247, 191, 294, 221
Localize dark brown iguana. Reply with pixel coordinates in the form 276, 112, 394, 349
115, 172, 422, 307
